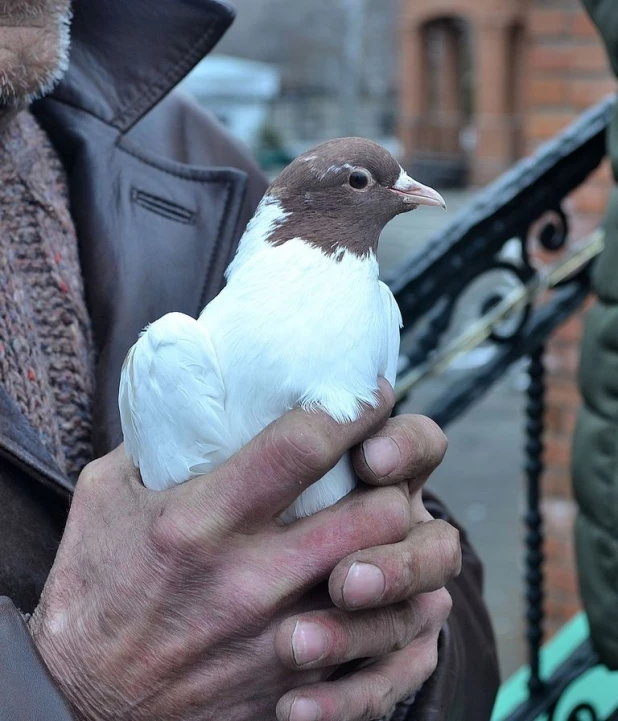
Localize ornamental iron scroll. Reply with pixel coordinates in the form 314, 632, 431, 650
565, 704, 600, 721
389, 95, 615, 415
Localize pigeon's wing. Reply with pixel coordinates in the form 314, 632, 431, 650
379, 281, 403, 387
119, 312, 232, 490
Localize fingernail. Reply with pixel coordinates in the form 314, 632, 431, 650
363, 437, 400, 477
342, 561, 386, 607
292, 621, 328, 666
289, 698, 321, 721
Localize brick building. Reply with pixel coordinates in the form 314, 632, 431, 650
400, 1, 617, 638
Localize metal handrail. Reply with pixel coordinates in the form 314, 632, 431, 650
394, 228, 605, 400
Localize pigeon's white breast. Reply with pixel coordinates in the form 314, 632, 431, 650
200, 232, 395, 449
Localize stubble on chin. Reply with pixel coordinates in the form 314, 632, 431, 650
0, 0, 72, 108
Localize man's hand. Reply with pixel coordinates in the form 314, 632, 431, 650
28, 382, 457, 721
276, 414, 460, 721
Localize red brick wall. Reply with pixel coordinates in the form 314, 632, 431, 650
525, 2, 615, 638
400, 0, 617, 643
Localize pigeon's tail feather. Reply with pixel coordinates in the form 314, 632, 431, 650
118, 312, 233, 490
278, 453, 356, 524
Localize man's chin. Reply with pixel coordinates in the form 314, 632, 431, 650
0, 4, 71, 108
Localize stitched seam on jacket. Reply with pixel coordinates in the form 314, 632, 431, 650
37, 22, 223, 134
114, 20, 222, 131
117, 142, 240, 183
117, 141, 237, 313
199, 179, 232, 308
130, 187, 197, 225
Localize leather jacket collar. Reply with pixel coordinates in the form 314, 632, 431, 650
53, 0, 235, 131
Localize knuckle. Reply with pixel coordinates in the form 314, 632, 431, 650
377, 378, 396, 408
310, 614, 355, 665
269, 420, 334, 479
432, 426, 449, 462
322, 614, 350, 657
379, 486, 411, 538
77, 458, 105, 491
422, 417, 448, 461
230, 588, 274, 633
365, 671, 397, 720
412, 416, 448, 470
432, 520, 462, 577
150, 505, 199, 557
402, 547, 423, 595
433, 588, 453, 624
386, 602, 417, 651
419, 643, 440, 683
417, 588, 452, 636
414, 588, 451, 640
73, 459, 110, 514
75, 449, 139, 503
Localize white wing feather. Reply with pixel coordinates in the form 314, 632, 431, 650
379, 280, 403, 387
119, 312, 232, 490
280, 282, 402, 524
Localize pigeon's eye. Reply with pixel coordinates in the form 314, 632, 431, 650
349, 170, 371, 190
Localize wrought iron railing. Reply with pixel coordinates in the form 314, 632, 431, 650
389, 95, 617, 720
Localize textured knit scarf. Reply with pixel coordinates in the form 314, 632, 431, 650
0, 109, 95, 482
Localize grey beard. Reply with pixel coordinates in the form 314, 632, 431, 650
0, 5, 72, 108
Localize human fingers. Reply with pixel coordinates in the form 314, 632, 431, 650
176, 379, 395, 532
328, 519, 461, 610
276, 589, 453, 721
352, 414, 447, 495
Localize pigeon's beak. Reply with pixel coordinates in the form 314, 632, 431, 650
389, 172, 447, 209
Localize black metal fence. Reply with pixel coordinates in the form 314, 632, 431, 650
389, 95, 617, 720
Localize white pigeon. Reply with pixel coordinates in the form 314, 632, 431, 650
119, 138, 446, 523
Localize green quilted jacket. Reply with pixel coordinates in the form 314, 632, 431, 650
574, 0, 618, 670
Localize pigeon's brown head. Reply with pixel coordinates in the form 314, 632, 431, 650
265, 137, 446, 258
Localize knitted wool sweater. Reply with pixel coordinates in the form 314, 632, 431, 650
0, 110, 95, 482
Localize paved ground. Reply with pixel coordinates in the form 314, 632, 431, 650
380, 189, 528, 680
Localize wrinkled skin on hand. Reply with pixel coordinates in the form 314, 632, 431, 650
29, 382, 460, 721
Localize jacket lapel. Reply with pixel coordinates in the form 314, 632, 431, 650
49, 0, 235, 133
85, 129, 250, 455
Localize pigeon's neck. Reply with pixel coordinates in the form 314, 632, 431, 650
269, 191, 384, 259
225, 196, 289, 281
226, 195, 381, 283
225, 195, 380, 292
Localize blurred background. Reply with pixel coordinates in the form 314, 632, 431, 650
179, 0, 617, 683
